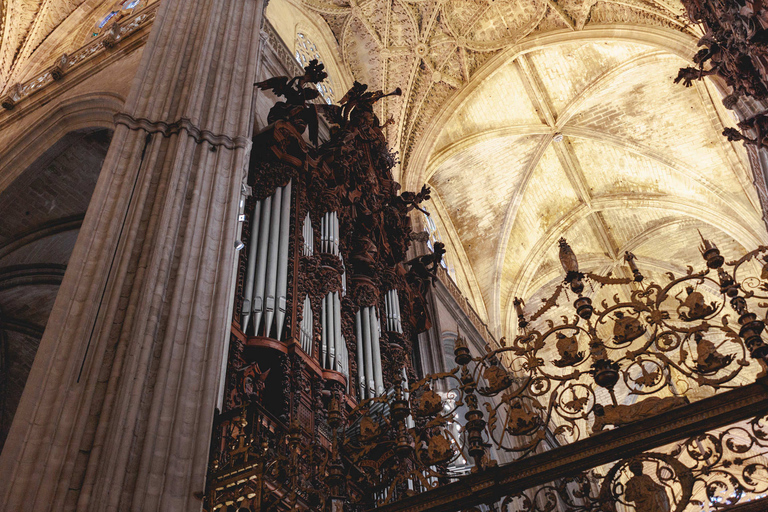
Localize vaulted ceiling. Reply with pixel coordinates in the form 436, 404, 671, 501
290, 0, 768, 337
0, 0, 154, 94
299, 0, 695, 177
426, 41, 766, 336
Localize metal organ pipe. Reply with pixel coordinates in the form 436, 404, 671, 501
302, 213, 313, 256
320, 212, 340, 258
332, 212, 339, 256
333, 292, 343, 372
241, 196, 262, 333
264, 189, 282, 337
322, 213, 328, 253
319, 291, 346, 376
402, 367, 415, 429
370, 307, 384, 396
321, 294, 328, 368
384, 289, 403, 333
384, 292, 391, 331
327, 293, 336, 369
393, 290, 402, 333
355, 309, 365, 399
300, 295, 312, 355
252, 195, 272, 335
361, 308, 375, 399
275, 180, 292, 339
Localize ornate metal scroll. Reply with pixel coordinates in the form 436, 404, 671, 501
341, 236, 768, 506
482, 413, 768, 512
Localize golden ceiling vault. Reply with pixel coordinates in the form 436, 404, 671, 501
284, 0, 768, 339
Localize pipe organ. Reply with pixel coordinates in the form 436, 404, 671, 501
384, 289, 403, 333
206, 64, 440, 511
299, 295, 313, 355
320, 211, 340, 257
241, 180, 292, 339
355, 306, 384, 399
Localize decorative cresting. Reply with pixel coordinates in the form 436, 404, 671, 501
467, 413, 768, 512
339, 235, 768, 506
205, 61, 443, 511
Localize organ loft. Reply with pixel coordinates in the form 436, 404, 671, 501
4, 0, 768, 511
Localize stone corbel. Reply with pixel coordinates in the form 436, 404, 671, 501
103, 24, 121, 49
50, 54, 69, 80
1, 84, 22, 110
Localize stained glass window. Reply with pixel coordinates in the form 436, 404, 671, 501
93, 0, 143, 37
295, 33, 335, 104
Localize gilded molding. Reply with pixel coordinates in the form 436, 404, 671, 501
114, 112, 252, 151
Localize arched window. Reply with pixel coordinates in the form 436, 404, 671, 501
295, 32, 335, 104
92, 0, 143, 37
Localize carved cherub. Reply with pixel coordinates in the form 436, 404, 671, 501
321, 81, 402, 134
694, 332, 734, 373
349, 235, 378, 276
391, 185, 432, 216
677, 286, 717, 321
591, 396, 687, 433
553, 332, 584, 368
255, 59, 328, 143
674, 65, 721, 87
724, 112, 768, 149
613, 311, 645, 344
624, 460, 671, 512
228, 362, 270, 408
405, 242, 446, 293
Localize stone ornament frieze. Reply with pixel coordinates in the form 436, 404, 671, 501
299, 0, 694, 173
0, 2, 158, 111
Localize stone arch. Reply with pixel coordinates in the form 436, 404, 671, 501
0, 91, 122, 194
0, 124, 114, 451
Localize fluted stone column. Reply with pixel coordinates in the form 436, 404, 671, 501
0, 1, 265, 510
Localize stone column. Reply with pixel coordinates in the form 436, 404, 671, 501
0, 1, 264, 510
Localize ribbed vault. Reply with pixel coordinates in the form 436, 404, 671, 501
421, 40, 767, 337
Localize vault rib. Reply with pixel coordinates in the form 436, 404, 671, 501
489, 134, 552, 334
555, 51, 667, 126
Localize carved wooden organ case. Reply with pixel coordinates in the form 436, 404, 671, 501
205, 73, 432, 511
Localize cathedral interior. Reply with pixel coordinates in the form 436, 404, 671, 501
2, 0, 768, 511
